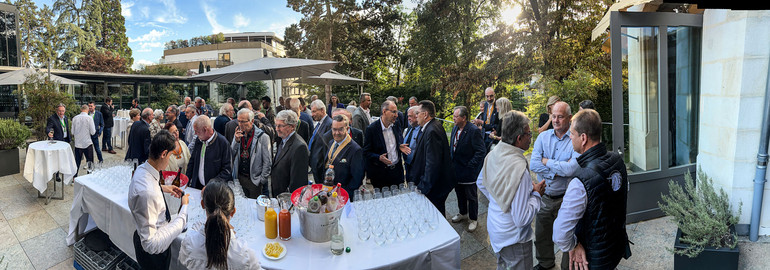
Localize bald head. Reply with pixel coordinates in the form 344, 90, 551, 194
141, 108, 153, 121
551, 101, 573, 135
484, 87, 495, 103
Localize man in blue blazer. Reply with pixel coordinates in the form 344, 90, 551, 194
186, 115, 232, 190
88, 102, 105, 162
326, 115, 364, 197
46, 104, 71, 142
364, 100, 406, 188
309, 100, 334, 183
125, 109, 153, 163
473, 87, 498, 149
449, 106, 486, 232
410, 100, 456, 215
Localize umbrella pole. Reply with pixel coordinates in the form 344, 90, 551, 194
269, 71, 277, 111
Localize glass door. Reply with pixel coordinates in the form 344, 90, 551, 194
610, 11, 702, 222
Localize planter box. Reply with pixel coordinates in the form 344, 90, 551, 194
0, 147, 20, 177
674, 228, 739, 270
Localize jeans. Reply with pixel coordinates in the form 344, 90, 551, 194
102, 127, 113, 151
74, 145, 94, 178
91, 136, 103, 162
455, 184, 479, 220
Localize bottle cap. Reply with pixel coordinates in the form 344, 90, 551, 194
332, 192, 338, 197
312, 196, 319, 201
328, 165, 334, 169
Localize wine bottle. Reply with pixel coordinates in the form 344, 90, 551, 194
172, 167, 182, 187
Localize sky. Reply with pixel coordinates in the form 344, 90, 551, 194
34, 0, 421, 70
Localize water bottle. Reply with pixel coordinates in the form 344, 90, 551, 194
330, 220, 344, 255
323, 165, 335, 191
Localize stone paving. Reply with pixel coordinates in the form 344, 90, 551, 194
1, 142, 768, 269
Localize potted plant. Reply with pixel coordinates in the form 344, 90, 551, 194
0, 118, 31, 177
659, 169, 741, 270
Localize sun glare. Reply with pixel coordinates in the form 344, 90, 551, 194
500, 4, 522, 26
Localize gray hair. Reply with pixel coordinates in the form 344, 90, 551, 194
381, 100, 394, 113
289, 98, 301, 111
332, 114, 349, 126
194, 97, 202, 103
310, 99, 326, 111
237, 108, 254, 121
407, 106, 420, 114
496, 97, 513, 116
141, 108, 153, 120
153, 109, 164, 120
359, 93, 370, 103
80, 104, 89, 111
57, 103, 66, 109
276, 109, 298, 127
194, 115, 212, 129
500, 111, 530, 146
553, 101, 572, 116
167, 105, 179, 116
386, 96, 397, 103
409, 96, 417, 103
219, 103, 233, 115
453, 106, 469, 119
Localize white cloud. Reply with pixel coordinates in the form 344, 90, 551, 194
132, 59, 155, 70
234, 13, 250, 28
202, 2, 235, 34
130, 29, 168, 43
266, 18, 298, 39
122, 2, 134, 19
155, 0, 187, 24
141, 6, 150, 19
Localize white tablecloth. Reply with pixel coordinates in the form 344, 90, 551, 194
117, 110, 130, 118
23, 141, 77, 193
67, 175, 461, 270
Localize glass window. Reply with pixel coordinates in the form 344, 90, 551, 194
668, 26, 701, 167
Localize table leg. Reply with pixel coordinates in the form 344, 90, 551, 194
37, 172, 65, 204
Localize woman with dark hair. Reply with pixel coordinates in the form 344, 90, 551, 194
163, 122, 191, 173
326, 94, 346, 116
180, 180, 261, 270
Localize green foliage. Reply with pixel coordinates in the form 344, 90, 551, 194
148, 85, 180, 111
245, 81, 269, 101
0, 118, 31, 150
166, 32, 226, 49
16, 72, 78, 139
134, 65, 188, 76
98, 0, 133, 68
658, 169, 741, 258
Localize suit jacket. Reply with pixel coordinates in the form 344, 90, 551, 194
309, 116, 333, 182
395, 111, 406, 134
477, 101, 499, 133
300, 111, 314, 137
295, 120, 311, 146
363, 120, 405, 184
410, 118, 456, 199
213, 115, 230, 136
91, 111, 105, 139
327, 103, 345, 117
321, 127, 364, 160
125, 120, 151, 163
352, 107, 371, 135
46, 114, 70, 142
186, 133, 232, 189
100, 103, 114, 128
450, 124, 486, 184
326, 139, 365, 196
271, 133, 309, 197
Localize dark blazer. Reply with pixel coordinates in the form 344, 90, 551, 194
450, 123, 486, 184
477, 102, 498, 133
363, 120, 405, 187
309, 116, 333, 182
300, 111, 314, 137
100, 103, 114, 128
410, 118, 456, 199
395, 111, 406, 134
186, 133, 232, 190
213, 115, 230, 136
296, 120, 311, 146
320, 127, 364, 164
91, 111, 105, 139
327, 103, 345, 117
45, 114, 70, 142
326, 139, 364, 197
271, 133, 309, 196
125, 120, 151, 163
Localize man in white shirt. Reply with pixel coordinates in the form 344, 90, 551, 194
478, 110, 545, 270
129, 130, 189, 269
71, 104, 95, 177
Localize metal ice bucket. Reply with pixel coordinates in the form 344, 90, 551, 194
290, 184, 349, 243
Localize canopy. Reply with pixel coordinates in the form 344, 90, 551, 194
0, 68, 84, 85
189, 57, 337, 83
295, 70, 367, 86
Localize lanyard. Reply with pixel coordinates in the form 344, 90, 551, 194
486, 103, 494, 124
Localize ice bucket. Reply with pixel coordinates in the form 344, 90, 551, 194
291, 184, 349, 243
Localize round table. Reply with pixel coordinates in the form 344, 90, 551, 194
23, 140, 77, 195
116, 109, 130, 118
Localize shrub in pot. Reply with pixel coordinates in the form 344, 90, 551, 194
0, 118, 31, 176
659, 169, 740, 270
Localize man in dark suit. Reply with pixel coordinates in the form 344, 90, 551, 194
125, 108, 153, 163
271, 110, 309, 197
275, 96, 286, 113
387, 96, 405, 134
131, 98, 142, 110
261, 96, 276, 125
326, 115, 364, 197
46, 103, 71, 142
100, 97, 116, 154
88, 101, 105, 162
288, 98, 311, 144
321, 108, 364, 156
186, 115, 232, 190
473, 87, 498, 149
364, 100, 406, 188
410, 100, 456, 215
449, 106, 486, 232
309, 100, 333, 183
214, 103, 234, 135
298, 97, 315, 135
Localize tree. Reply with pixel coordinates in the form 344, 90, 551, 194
77, 48, 128, 73
10, 0, 39, 67
98, 0, 133, 68
53, 0, 103, 69
135, 65, 188, 76
16, 72, 78, 138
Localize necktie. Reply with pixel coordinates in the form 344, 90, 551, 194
405, 127, 414, 144
331, 142, 339, 158
309, 125, 319, 150
158, 177, 171, 222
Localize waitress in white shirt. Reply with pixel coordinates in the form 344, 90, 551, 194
180, 180, 261, 270
128, 130, 190, 269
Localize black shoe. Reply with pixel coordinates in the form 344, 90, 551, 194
533, 265, 553, 270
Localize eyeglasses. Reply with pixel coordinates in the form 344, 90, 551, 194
276, 124, 291, 129
237, 120, 251, 123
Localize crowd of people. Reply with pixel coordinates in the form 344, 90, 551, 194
45, 89, 628, 270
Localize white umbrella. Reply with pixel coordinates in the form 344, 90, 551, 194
0, 68, 84, 85
295, 70, 367, 86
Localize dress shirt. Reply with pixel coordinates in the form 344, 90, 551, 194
180, 221, 261, 270
275, 131, 296, 160
71, 112, 95, 148
381, 121, 399, 164
529, 129, 580, 196
553, 178, 587, 253
404, 126, 420, 164
128, 162, 188, 254
363, 108, 371, 122
198, 134, 216, 186
59, 115, 68, 138
185, 115, 198, 145
477, 170, 541, 253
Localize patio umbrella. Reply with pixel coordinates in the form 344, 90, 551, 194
190, 57, 337, 107
295, 70, 367, 86
0, 67, 84, 85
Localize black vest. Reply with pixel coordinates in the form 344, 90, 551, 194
574, 143, 631, 269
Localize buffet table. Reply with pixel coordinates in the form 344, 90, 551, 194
67, 171, 461, 269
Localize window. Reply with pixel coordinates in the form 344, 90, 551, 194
219, 52, 230, 62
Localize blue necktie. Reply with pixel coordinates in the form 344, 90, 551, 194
309, 124, 319, 150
